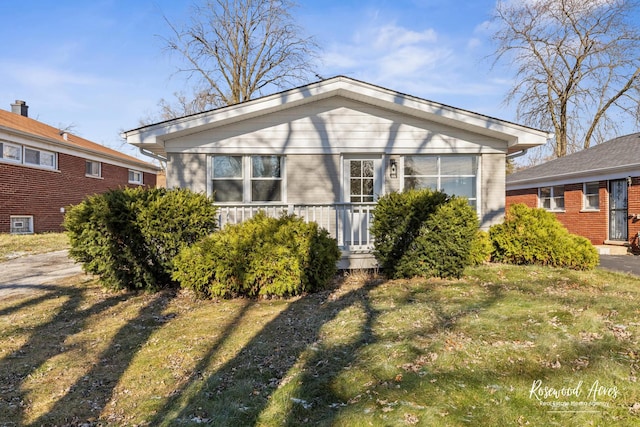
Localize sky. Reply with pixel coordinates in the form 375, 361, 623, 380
0, 0, 516, 160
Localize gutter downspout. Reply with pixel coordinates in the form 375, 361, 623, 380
506, 149, 528, 160
139, 147, 167, 164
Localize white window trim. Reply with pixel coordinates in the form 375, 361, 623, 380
582, 181, 600, 211
399, 154, 480, 214
128, 169, 144, 185
10, 215, 34, 234
539, 185, 565, 211
86, 160, 102, 178
24, 146, 57, 170
0, 141, 23, 163
209, 155, 286, 203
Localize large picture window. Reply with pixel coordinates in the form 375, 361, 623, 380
540, 185, 565, 211
404, 155, 477, 207
212, 155, 283, 203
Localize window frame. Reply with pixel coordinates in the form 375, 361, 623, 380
10, 215, 34, 234
210, 155, 285, 203
85, 160, 102, 178
24, 147, 57, 169
539, 185, 565, 211
0, 141, 24, 163
583, 181, 600, 211
128, 169, 144, 185
402, 155, 478, 209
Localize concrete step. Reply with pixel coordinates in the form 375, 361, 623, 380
596, 245, 630, 255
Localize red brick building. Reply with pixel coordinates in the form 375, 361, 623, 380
1, 100, 160, 233
506, 133, 640, 253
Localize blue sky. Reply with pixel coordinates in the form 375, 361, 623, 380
0, 0, 508, 158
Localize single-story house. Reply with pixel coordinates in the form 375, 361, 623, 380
506, 132, 640, 253
124, 76, 550, 267
0, 100, 160, 234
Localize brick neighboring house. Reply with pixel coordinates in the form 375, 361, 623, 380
1, 100, 160, 234
506, 133, 640, 252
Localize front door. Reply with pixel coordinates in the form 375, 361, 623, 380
609, 179, 628, 241
342, 156, 382, 247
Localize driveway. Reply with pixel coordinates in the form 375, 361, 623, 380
0, 250, 84, 300
598, 254, 640, 277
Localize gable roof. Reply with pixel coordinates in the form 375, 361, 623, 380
124, 76, 551, 157
0, 108, 159, 171
507, 133, 640, 188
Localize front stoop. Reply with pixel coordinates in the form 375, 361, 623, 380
597, 242, 631, 255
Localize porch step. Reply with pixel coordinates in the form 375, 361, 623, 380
596, 245, 630, 255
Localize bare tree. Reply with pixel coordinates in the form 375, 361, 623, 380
158, 0, 319, 117
491, 0, 640, 158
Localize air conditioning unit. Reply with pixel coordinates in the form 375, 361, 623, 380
10, 216, 33, 234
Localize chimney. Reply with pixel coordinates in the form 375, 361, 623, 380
11, 100, 28, 117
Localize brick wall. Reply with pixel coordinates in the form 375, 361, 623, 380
507, 180, 640, 247
0, 153, 157, 233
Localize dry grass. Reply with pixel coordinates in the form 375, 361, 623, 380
0, 265, 639, 426
0, 233, 69, 261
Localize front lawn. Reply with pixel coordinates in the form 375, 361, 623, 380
0, 265, 638, 426
0, 232, 69, 261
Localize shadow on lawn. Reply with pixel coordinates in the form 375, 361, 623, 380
0, 283, 176, 426
147, 278, 508, 426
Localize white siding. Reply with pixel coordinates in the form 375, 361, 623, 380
480, 153, 506, 229
165, 97, 507, 155
167, 153, 207, 193
286, 155, 341, 203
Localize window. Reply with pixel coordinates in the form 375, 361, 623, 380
251, 156, 282, 202
349, 159, 375, 202
24, 147, 56, 169
212, 156, 243, 202
128, 169, 143, 184
10, 216, 33, 234
404, 155, 478, 207
583, 182, 600, 210
211, 155, 284, 202
86, 160, 101, 177
540, 185, 565, 211
0, 141, 22, 162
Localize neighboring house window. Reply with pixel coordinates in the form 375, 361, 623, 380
24, 147, 56, 169
128, 169, 143, 185
404, 155, 478, 207
0, 141, 23, 162
10, 216, 34, 234
583, 182, 599, 210
86, 160, 101, 177
211, 155, 283, 202
252, 156, 282, 202
212, 155, 243, 202
540, 185, 565, 211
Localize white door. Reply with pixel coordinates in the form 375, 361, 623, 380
342, 156, 382, 247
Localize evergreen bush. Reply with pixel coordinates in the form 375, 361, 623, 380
371, 189, 480, 278
64, 187, 218, 291
489, 203, 598, 270
172, 212, 341, 298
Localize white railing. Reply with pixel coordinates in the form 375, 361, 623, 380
216, 203, 376, 252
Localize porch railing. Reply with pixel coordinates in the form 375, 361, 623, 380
216, 203, 376, 252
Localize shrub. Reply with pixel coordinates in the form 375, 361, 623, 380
489, 203, 599, 270
371, 189, 480, 279
371, 189, 448, 277
173, 212, 341, 298
64, 187, 218, 291
393, 196, 480, 279
469, 230, 492, 266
